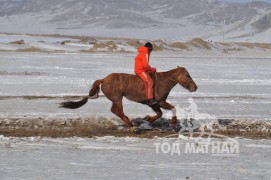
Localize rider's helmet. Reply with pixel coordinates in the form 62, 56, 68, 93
144, 42, 153, 51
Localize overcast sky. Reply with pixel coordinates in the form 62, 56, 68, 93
223, 0, 271, 2
10, 0, 271, 3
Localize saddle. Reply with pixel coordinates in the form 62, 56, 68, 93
133, 72, 159, 101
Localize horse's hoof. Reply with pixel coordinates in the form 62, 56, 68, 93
130, 127, 143, 134
143, 115, 150, 121
173, 125, 181, 132
171, 116, 177, 124
170, 120, 181, 132
143, 115, 157, 123
135, 128, 143, 134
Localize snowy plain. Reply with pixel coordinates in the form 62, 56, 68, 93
1, 136, 271, 180
0, 35, 271, 179
0, 51, 270, 120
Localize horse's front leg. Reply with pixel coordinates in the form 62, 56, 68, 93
159, 101, 177, 125
143, 104, 162, 123
110, 101, 133, 129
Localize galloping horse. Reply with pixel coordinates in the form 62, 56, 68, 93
60, 66, 197, 130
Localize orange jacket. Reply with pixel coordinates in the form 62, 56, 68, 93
134, 46, 152, 74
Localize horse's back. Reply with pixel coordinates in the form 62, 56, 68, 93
101, 73, 145, 101
104, 73, 139, 82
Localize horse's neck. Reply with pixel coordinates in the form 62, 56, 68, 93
156, 69, 179, 98
158, 68, 179, 86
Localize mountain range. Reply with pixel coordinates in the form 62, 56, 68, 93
0, 0, 271, 42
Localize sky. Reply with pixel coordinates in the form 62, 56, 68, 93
11, 0, 271, 2
223, 0, 271, 2
9, 0, 271, 3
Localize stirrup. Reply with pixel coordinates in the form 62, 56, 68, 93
146, 99, 157, 105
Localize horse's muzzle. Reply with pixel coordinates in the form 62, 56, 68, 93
190, 84, 198, 92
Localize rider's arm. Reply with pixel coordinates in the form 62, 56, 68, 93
141, 52, 152, 71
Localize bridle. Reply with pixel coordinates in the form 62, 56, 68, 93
167, 76, 178, 84
167, 70, 193, 90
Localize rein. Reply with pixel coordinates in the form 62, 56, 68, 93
154, 72, 160, 100
153, 72, 178, 101
167, 76, 178, 84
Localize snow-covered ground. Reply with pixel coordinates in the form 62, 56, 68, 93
1, 136, 271, 179
0, 35, 271, 179
0, 51, 270, 120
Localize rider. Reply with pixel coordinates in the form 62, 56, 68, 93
134, 42, 157, 105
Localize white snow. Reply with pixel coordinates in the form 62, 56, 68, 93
0, 34, 271, 179
0, 136, 271, 179
0, 46, 270, 120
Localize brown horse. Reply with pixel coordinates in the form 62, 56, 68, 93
60, 66, 197, 130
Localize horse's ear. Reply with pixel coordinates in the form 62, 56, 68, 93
177, 66, 186, 70
176, 66, 182, 74
177, 66, 184, 70
178, 66, 186, 74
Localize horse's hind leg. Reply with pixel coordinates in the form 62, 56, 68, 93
144, 104, 163, 123
159, 101, 177, 125
110, 101, 133, 129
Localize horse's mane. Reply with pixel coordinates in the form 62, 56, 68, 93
157, 67, 180, 78
119, 67, 181, 79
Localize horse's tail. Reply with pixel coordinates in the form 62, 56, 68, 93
89, 79, 103, 97
59, 79, 103, 109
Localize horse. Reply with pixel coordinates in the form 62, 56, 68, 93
60, 66, 197, 130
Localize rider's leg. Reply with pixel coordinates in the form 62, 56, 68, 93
137, 72, 154, 100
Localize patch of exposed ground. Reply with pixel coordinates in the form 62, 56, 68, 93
186, 38, 211, 50
0, 117, 270, 139
2, 32, 271, 53
170, 42, 190, 50
16, 47, 41, 52
10, 39, 25, 45
0, 71, 48, 76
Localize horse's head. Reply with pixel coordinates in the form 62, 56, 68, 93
177, 66, 197, 92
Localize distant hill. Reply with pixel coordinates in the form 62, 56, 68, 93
0, 0, 271, 42
1, 33, 271, 53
